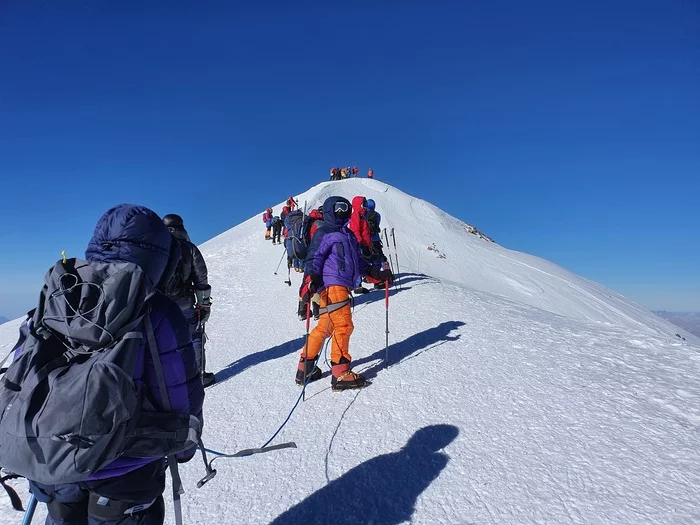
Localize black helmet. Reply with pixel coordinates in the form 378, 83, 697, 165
163, 213, 184, 229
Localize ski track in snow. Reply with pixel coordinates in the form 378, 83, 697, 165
2, 179, 699, 525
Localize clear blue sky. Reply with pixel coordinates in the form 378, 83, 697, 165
1, 0, 698, 318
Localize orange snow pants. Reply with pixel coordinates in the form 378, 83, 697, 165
301, 285, 353, 364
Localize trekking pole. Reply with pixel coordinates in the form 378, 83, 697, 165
22, 494, 37, 525
385, 278, 390, 367
383, 228, 394, 275
391, 228, 401, 289
383, 228, 396, 289
274, 248, 287, 275
302, 299, 311, 402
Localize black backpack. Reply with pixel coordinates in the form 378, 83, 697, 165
164, 237, 193, 299
284, 210, 310, 261
366, 210, 380, 236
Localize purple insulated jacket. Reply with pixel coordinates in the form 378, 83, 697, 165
311, 226, 368, 291
87, 204, 204, 478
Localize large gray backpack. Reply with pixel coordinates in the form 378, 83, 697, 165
0, 257, 201, 485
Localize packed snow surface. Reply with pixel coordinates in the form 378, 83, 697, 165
2, 178, 699, 524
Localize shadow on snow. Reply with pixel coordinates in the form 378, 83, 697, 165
353, 320, 465, 379
270, 424, 459, 525
213, 335, 305, 385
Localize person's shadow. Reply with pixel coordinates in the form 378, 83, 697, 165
352, 284, 412, 307
353, 321, 465, 379
270, 424, 460, 525
213, 336, 305, 385
394, 272, 436, 287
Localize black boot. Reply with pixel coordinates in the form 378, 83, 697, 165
295, 358, 322, 385
330, 358, 366, 391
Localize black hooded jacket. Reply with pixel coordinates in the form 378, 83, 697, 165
164, 228, 211, 310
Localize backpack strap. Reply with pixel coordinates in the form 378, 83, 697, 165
0, 473, 24, 511
0, 310, 36, 375
143, 313, 184, 525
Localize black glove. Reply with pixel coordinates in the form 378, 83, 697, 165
196, 305, 211, 324
309, 274, 323, 294
368, 267, 392, 282
361, 245, 373, 258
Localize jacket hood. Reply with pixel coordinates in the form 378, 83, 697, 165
322, 196, 352, 227
351, 195, 367, 213
85, 204, 172, 287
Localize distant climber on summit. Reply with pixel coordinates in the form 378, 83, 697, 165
367, 169, 374, 179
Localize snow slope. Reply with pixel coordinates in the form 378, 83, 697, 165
2, 178, 699, 524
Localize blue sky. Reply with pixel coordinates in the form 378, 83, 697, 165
0, 0, 698, 318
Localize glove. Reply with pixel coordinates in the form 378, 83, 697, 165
309, 274, 323, 294
196, 305, 211, 324
368, 266, 392, 283
379, 269, 393, 282
361, 245, 373, 258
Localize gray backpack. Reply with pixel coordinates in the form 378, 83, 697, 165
0, 257, 201, 485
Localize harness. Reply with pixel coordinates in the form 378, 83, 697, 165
316, 298, 350, 316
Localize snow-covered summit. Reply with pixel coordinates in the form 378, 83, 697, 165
209, 177, 689, 338
2, 178, 699, 524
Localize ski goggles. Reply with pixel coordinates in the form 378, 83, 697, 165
333, 201, 349, 214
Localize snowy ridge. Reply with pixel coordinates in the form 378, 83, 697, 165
2, 178, 699, 524
207, 178, 689, 338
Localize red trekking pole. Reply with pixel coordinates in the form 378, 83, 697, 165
303, 299, 311, 401
385, 279, 390, 367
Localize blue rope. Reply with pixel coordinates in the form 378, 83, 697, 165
205, 332, 332, 458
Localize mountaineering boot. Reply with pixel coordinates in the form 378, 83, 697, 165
353, 286, 369, 294
295, 358, 322, 385
331, 359, 366, 391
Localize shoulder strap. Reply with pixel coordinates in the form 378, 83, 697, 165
143, 313, 184, 525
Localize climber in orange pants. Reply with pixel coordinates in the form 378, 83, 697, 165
304, 286, 354, 366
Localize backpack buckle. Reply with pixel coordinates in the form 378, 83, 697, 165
196, 468, 217, 488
